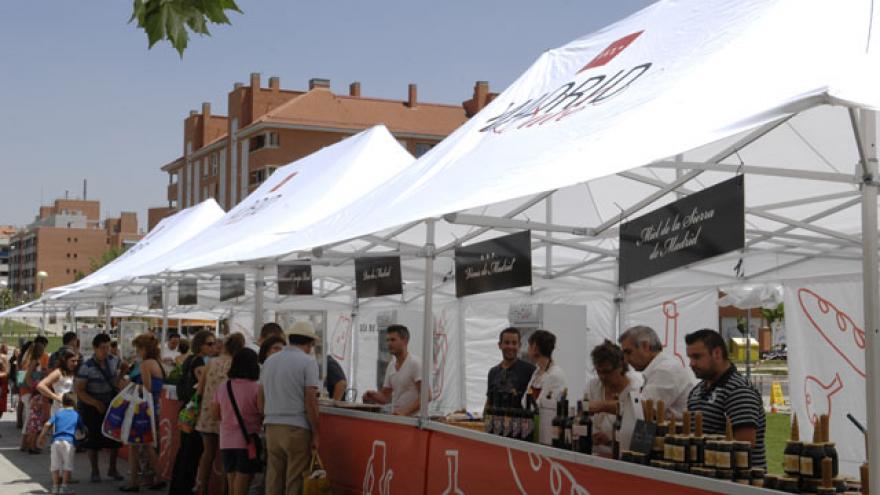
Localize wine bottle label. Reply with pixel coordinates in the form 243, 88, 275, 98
565, 429, 572, 445
511, 419, 521, 437
690, 445, 697, 462
716, 452, 732, 469
484, 418, 493, 433
783, 454, 800, 473
503, 417, 512, 436
704, 450, 716, 467
521, 420, 533, 439
552, 426, 561, 439
664, 443, 672, 461
673, 445, 685, 463
735, 451, 749, 468
572, 425, 588, 436
799, 456, 813, 476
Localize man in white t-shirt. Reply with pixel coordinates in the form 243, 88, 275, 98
160, 332, 181, 366
619, 325, 695, 419
363, 325, 423, 416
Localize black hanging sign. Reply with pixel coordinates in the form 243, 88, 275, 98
355, 256, 402, 299
147, 284, 163, 310
178, 278, 198, 306
220, 274, 246, 301
629, 419, 658, 455
619, 175, 745, 286
454, 230, 532, 298
277, 264, 313, 296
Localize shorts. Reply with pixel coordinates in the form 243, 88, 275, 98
51, 440, 75, 472
221, 448, 262, 474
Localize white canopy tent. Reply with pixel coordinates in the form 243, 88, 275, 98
6, 0, 880, 486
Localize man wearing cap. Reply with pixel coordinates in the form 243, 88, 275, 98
259, 321, 321, 495
362, 324, 423, 416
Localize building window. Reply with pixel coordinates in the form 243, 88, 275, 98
248, 166, 277, 186
210, 153, 219, 176
74, 238, 77, 243
249, 132, 279, 152
414, 142, 434, 157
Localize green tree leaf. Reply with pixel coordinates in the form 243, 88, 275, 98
130, 0, 241, 56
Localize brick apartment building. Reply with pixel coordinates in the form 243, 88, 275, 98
7, 199, 143, 296
148, 74, 496, 230
0, 226, 15, 289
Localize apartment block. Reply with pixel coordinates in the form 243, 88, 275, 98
148, 74, 496, 230
7, 199, 143, 296
0, 226, 15, 288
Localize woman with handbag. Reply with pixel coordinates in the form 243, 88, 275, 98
23, 336, 50, 454
195, 333, 245, 495
212, 348, 262, 495
120, 333, 166, 492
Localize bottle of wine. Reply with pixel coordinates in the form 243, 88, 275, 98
509, 393, 523, 440
492, 392, 504, 436
564, 404, 575, 451
525, 394, 539, 442
484, 393, 495, 434
611, 402, 622, 459
501, 394, 513, 438
574, 400, 593, 454
552, 397, 564, 448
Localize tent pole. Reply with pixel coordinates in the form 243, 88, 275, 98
40, 302, 46, 335
419, 219, 436, 424
161, 279, 169, 343
858, 108, 880, 495
350, 297, 359, 401
68, 304, 76, 334
253, 266, 265, 341
546, 194, 553, 279
104, 297, 112, 334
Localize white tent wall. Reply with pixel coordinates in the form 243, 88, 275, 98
784, 274, 867, 477
623, 287, 718, 382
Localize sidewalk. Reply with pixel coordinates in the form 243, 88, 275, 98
0, 415, 129, 495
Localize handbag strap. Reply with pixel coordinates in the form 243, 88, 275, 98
227, 380, 253, 446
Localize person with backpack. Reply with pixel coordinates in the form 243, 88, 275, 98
168, 330, 216, 495
75, 333, 127, 482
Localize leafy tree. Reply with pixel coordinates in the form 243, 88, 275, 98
0, 288, 14, 310
130, 0, 242, 56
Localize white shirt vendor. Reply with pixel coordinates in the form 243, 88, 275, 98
383, 354, 422, 416
639, 351, 694, 419
522, 361, 568, 445
586, 370, 643, 456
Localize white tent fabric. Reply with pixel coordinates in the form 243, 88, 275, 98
786, 275, 866, 476
168, 0, 880, 267
169, 125, 414, 271
45, 199, 226, 297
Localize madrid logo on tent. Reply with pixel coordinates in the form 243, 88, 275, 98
480, 30, 650, 135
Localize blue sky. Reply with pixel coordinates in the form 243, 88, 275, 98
0, 0, 652, 229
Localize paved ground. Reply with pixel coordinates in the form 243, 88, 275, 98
0, 414, 131, 495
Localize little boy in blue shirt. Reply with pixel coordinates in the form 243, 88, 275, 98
39, 393, 85, 495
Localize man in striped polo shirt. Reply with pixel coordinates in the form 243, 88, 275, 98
685, 329, 766, 469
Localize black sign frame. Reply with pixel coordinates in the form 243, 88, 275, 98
619, 175, 744, 286
220, 274, 246, 302
147, 284, 163, 310
354, 256, 402, 299
454, 230, 532, 298
178, 278, 198, 306
277, 264, 314, 296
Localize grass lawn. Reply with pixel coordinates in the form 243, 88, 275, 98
0, 320, 63, 352
765, 412, 791, 475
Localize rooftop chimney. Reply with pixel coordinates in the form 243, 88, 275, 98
309, 78, 331, 90
349, 82, 361, 97
202, 102, 211, 119
269, 76, 280, 91
250, 72, 261, 89
475, 81, 489, 106
407, 83, 418, 108
233, 82, 244, 90
83, 179, 87, 201
189, 110, 198, 117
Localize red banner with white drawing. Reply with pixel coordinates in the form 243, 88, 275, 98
785, 277, 866, 476
318, 413, 430, 494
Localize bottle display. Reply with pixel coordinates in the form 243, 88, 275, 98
552, 397, 564, 449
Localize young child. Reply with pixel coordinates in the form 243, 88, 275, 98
38, 393, 85, 495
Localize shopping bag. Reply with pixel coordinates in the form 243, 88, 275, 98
177, 393, 201, 433
126, 385, 157, 446
303, 451, 331, 495
102, 382, 138, 443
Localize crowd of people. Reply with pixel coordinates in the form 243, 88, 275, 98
0, 319, 339, 495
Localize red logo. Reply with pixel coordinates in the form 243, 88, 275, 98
268, 171, 298, 193
578, 30, 644, 73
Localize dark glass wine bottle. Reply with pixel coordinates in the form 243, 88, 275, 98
552, 397, 564, 448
